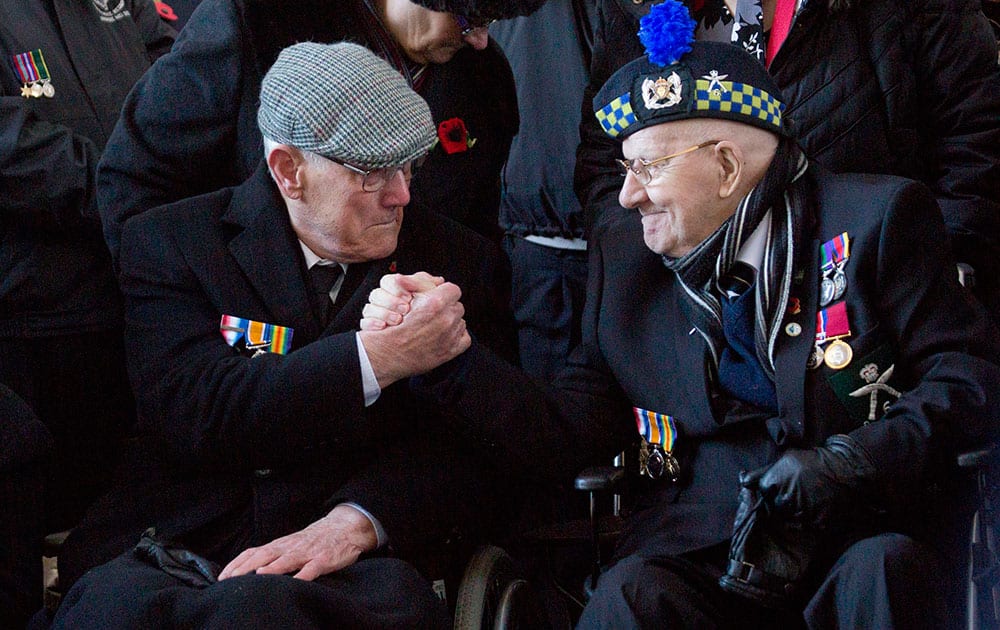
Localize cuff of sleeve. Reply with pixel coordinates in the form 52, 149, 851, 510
356, 332, 381, 407
339, 502, 387, 549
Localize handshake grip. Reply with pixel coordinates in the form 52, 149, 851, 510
718, 434, 877, 608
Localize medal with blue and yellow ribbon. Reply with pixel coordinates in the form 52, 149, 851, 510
12, 49, 54, 98
634, 407, 680, 481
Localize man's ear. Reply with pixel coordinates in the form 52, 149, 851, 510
267, 145, 305, 200
715, 141, 743, 200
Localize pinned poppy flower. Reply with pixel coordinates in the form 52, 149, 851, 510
437, 118, 477, 154
155, 0, 178, 20
389, 261, 397, 273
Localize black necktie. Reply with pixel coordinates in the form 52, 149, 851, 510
308, 263, 343, 327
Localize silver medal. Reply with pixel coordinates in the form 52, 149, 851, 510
807, 344, 825, 370
820, 276, 836, 307
832, 269, 847, 301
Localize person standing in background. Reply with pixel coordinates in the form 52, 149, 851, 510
491, 0, 597, 382
96, 0, 545, 264
0, 0, 174, 624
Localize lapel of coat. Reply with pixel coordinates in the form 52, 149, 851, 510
221, 163, 322, 342
772, 232, 821, 444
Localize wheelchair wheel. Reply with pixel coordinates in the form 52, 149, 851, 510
454, 545, 543, 630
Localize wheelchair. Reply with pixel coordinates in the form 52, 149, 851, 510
454, 447, 1000, 630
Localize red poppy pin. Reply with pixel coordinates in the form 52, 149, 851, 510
436, 118, 477, 154
154, 0, 178, 20
388, 261, 397, 273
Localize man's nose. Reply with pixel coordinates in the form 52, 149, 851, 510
618, 170, 648, 210
382, 169, 411, 205
463, 29, 490, 50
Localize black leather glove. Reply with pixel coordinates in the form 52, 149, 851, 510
718, 484, 818, 608
742, 434, 877, 528
133, 528, 220, 588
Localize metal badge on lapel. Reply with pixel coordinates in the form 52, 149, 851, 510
634, 407, 680, 482
828, 344, 902, 425
12, 50, 55, 98
849, 363, 902, 422
220, 314, 293, 357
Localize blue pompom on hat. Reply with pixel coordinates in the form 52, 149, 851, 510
594, 0, 791, 140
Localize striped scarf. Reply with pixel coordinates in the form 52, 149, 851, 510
661, 138, 809, 380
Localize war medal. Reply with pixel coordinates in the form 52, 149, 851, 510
807, 343, 825, 370
823, 339, 853, 370
814, 301, 853, 370
220, 314, 294, 357
12, 49, 55, 99
819, 233, 850, 307
635, 407, 680, 482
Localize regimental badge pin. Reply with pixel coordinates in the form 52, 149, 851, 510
642, 72, 683, 110
701, 70, 729, 94
12, 49, 55, 99
849, 363, 902, 422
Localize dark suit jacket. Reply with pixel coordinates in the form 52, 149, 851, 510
421, 168, 1000, 561
96, 0, 518, 263
60, 164, 514, 589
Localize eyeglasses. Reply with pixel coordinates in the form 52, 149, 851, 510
326, 154, 427, 192
615, 140, 721, 186
453, 14, 497, 36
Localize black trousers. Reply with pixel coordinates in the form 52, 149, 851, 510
578, 533, 947, 630
505, 237, 588, 382
51, 552, 450, 629
0, 384, 53, 629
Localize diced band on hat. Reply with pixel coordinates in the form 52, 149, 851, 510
258, 41, 436, 168
593, 38, 792, 139
595, 94, 637, 138
694, 80, 784, 130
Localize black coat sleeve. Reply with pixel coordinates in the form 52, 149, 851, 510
97, 2, 248, 265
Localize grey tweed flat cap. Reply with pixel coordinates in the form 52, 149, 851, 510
258, 41, 436, 168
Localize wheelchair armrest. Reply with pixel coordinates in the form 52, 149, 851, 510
574, 466, 626, 493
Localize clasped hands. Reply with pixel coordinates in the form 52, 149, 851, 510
358, 272, 472, 388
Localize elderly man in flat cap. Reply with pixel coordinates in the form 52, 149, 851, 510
361, 2, 1000, 627
46, 41, 513, 629
96, 0, 545, 263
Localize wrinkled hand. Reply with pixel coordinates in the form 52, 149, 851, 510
740, 434, 876, 528
218, 504, 377, 581
360, 272, 443, 330
360, 274, 471, 388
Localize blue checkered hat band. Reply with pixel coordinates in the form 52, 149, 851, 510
595, 93, 637, 138
694, 79, 784, 130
